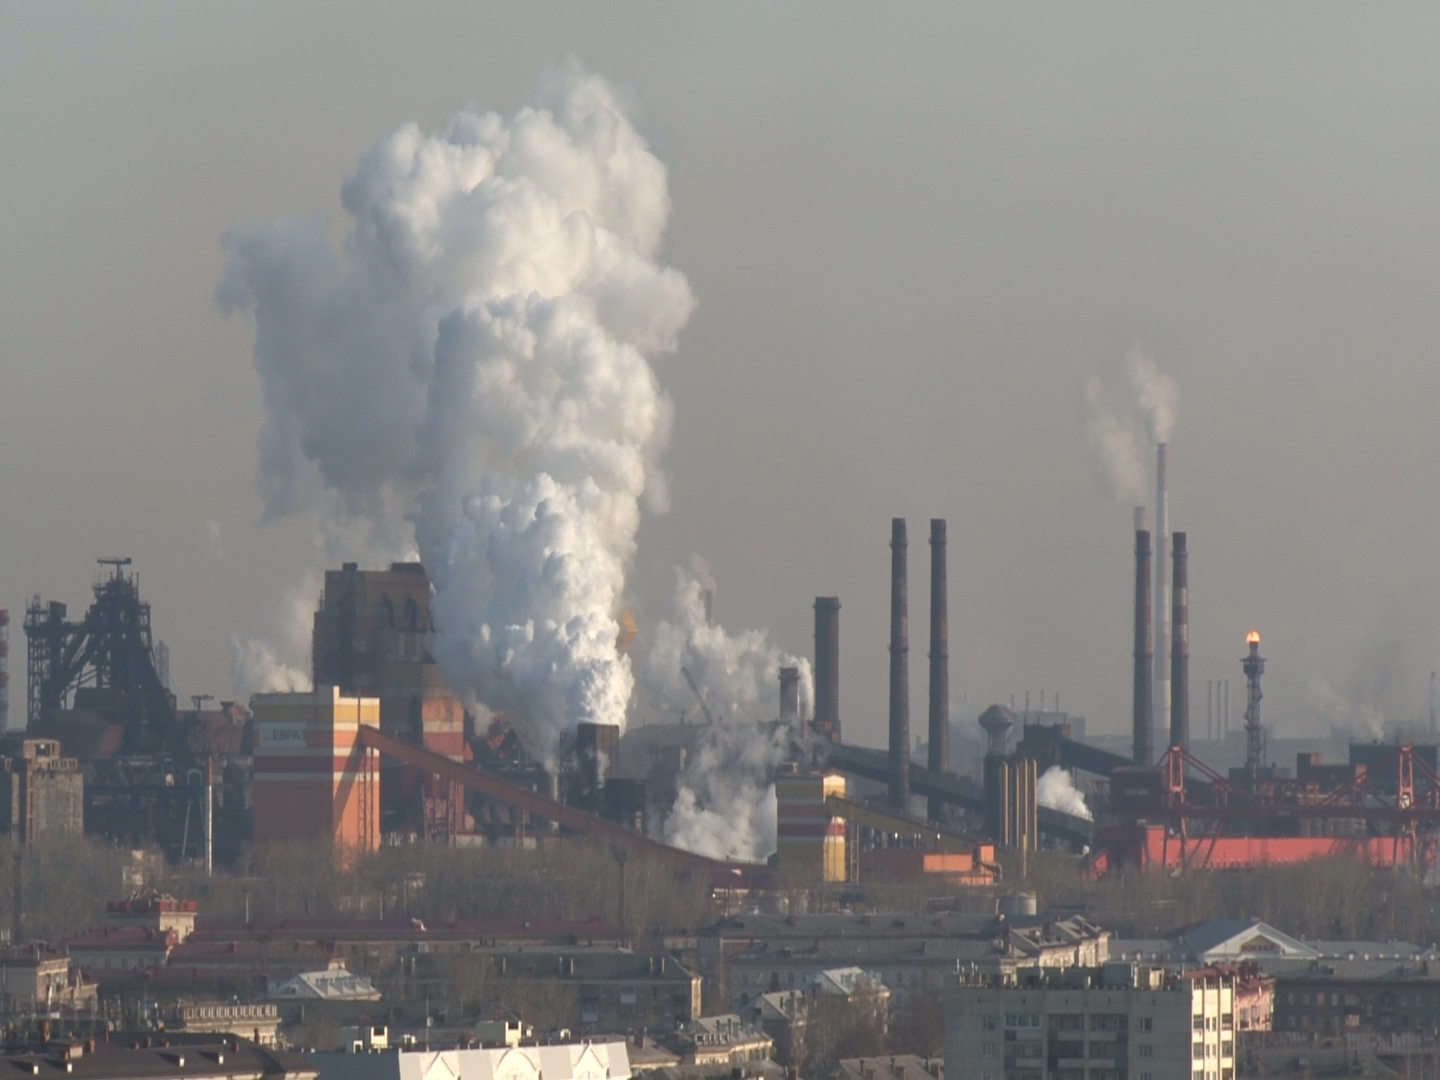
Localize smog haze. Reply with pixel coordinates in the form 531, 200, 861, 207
2, 4, 1438, 746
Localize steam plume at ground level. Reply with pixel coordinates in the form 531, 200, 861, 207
1038, 765, 1092, 820
660, 719, 797, 861
644, 565, 813, 862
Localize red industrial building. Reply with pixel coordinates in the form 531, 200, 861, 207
311, 562, 468, 840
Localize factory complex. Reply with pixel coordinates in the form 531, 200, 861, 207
0, 442, 1433, 890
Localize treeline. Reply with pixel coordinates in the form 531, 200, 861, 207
1022, 850, 1435, 942
176, 839, 713, 943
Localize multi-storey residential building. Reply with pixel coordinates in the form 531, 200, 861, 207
0, 945, 95, 1010
1266, 958, 1440, 1034
945, 964, 1239, 1080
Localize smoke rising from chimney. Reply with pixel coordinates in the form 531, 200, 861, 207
1082, 347, 1180, 503
219, 63, 695, 758
644, 566, 813, 725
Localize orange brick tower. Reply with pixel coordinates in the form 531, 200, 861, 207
311, 562, 467, 839
251, 687, 379, 865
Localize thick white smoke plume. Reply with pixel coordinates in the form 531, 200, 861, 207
1037, 765, 1092, 821
1082, 347, 1179, 502
645, 566, 814, 723
646, 566, 813, 861
221, 63, 694, 758
664, 720, 795, 861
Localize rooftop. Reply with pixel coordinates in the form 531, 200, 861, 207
190, 916, 624, 943
63, 927, 177, 951
0, 1035, 312, 1080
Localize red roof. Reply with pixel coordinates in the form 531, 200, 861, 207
62, 927, 176, 951
168, 939, 333, 965
106, 893, 198, 914
189, 914, 622, 940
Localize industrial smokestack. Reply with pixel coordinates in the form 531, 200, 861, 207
1132, 511, 1153, 766
1243, 631, 1266, 775
702, 589, 716, 627
778, 666, 801, 726
1170, 531, 1189, 752
888, 518, 910, 813
927, 519, 950, 823
1153, 442, 1170, 742
813, 597, 841, 742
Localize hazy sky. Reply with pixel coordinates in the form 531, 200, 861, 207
3, 4, 1439, 748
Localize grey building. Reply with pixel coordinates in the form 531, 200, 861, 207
0, 738, 82, 843
946, 964, 1239, 1080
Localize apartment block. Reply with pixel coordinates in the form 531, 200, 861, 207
945, 964, 1238, 1080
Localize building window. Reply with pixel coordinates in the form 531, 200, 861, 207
982, 1043, 996, 1058
1137, 1017, 1153, 1032
982, 1017, 996, 1031
1193, 1045, 1205, 1060
1139, 1045, 1153, 1058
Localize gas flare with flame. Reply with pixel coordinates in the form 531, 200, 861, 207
1247, 630, 1261, 646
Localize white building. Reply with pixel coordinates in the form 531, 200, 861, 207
307, 1042, 630, 1080
268, 962, 381, 1001
945, 963, 1238, 1080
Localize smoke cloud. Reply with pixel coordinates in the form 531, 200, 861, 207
1037, 765, 1092, 820
1082, 347, 1179, 502
229, 567, 319, 696
645, 565, 813, 861
663, 719, 796, 861
1128, 348, 1179, 444
644, 566, 814, 723
1083, 377, 1147, 503
220, 63, 694, 759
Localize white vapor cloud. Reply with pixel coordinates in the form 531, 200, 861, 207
1082, 346, 1179, 503
220, 62, 694, 759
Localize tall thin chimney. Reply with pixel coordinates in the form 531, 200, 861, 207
1170, 531, 1189, 752
888, 518, 910, 812
813, 598, 841, 742
1153, 442, 1170, 740
778, 666, 801, 726
1132, 508, 1153, 766
927, 519, 950, 823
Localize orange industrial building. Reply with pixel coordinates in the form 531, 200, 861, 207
311, 562, 467, 839
857, 845, 999, 885
251, 687, 379, 865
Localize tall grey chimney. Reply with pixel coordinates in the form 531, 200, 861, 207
1170, 531, 1190, 752
1133, 508, 1153, 765
888, 518, 910, 813
1153, 443, 1170, 741
927, 519, 950, 823
813, 598, 841, 742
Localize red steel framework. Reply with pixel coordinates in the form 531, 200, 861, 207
1091, 743, 1440, 875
